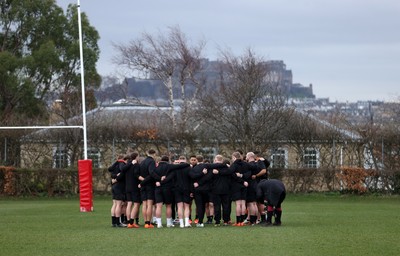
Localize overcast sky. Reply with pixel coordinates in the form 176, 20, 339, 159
57, 0, 400, 102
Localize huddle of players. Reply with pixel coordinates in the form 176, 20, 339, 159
109, 149, 278, 228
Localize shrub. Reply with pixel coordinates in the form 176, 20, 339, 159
0, 167, 110, 196
2, 166, 399, 196
0, 166, 17, 195
336, 167, 369, 194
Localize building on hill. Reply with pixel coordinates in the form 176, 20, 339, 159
95, 59, 315, 104
290, 83, 315, 99
124, 77, 167, 100
262, 60, 293, 95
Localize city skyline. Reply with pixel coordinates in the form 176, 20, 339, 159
57, 0, 400, 102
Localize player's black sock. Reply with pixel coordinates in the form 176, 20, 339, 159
274, 209, 282, 224
266, 211, 273, 224
236, 216, 241, 223
135, 218, 140, 224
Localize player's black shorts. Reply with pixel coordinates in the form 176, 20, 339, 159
174, 189, 191, 204
155, 187, 174, 204
140, 186, 155, 201
112, 184, 125, 201
208, 192, 215, 203
126, 190, 141, 203
246, 186, 257, 203
231, 187, 247, 201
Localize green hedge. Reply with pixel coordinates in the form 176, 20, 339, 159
0, 166, 110, 197
1, 166, 400, 196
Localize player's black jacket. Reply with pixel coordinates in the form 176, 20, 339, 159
151, 162, 190, 188
108, 160, 126, 191
139, 156, 157, 187
190, 163, 227, 192
121, 160, 140, 192
256, 179, 286, 207
229, 159, 251, 193
172, 164, 192, 192
211, 165, 233, 195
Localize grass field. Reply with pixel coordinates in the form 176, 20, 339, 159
1, 194, 399, 256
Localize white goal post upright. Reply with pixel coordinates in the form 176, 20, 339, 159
77, 0, 88, 160
76, 0, 93, 212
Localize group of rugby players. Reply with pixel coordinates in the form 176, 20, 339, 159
109, 149, 286, 229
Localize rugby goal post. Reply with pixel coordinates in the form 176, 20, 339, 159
0, 0, 93, 212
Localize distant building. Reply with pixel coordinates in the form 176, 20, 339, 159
290, 83, 315, 99
95, 59, 315, 104
263, 60, 293, 95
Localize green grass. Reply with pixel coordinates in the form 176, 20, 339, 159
1, 194, 399, 256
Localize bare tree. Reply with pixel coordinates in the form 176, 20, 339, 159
113, 26, 206, 136
354, 102, 400, 171
195, 48, 293, 152
340, 101, 400, 192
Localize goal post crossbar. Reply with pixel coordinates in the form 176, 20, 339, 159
0, 126, 83, 130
